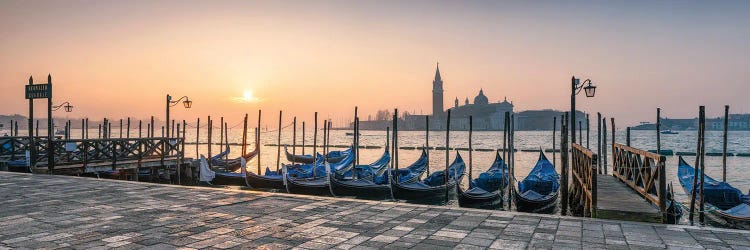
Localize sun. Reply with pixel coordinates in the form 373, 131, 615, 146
243, 90, 255, 102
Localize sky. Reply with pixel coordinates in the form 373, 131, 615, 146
1, 0, 749, 127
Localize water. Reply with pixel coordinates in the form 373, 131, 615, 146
12, 127, 750, 221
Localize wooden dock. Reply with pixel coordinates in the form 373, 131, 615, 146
595, 174, 662, 223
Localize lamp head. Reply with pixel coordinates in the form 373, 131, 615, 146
183, 98, 192, 108
583, 82, 596, 98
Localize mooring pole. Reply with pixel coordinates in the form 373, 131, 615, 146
561, 112, 569, 215
46, 74, 53, 171
689, 107, 703, 225
657, 108, 661, 156
425, 116, 430, 175
312, 112, 318, 178
603, 117, 608, 175
207, 116, 212, 167
510, 114, 516, 211
353, 107, 357, 166
505, 112, 511, 208
257, 110, 262, 174
119, 119, 123, 138
27, 76, 35, 169
302, 121, 306, 155
277, 111, 282, 171
150, 116, 155, 137
195, 118, 199, 159
626, 127, 631, 147
597, 112, 602, 174
579, 121, 582, 145
699, 106, 706, 225
219, 117, 224, 159
126, 118, 131, 139
723, 105, 729, 182
292, 117, 297, 157
586, 114, 590, 149
394, 109, 399, 181
444, 109, 451, 204
468, 116, 473, 188
553, 116, 557, 166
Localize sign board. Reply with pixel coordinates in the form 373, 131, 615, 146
25, 84, 50, 99
65, 142, 77, 152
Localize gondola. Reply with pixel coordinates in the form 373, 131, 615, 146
211, 144, 258, 173
457, 152, 508, 209
285, 146, 351, 164
330, 149, 430, 199
677, 156, 750, 229
285, 151, 356, 196
515, 151, 559, 214
391, 151, 466, 203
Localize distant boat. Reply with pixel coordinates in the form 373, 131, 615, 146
345, 132, 361, 136
661, 130, 679, 135
54, 129, 65, 135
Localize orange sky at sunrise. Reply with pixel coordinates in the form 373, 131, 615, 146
1, 1, 749, 127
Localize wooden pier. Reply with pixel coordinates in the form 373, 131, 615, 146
570, 142, 666, 223
0, 136, 192, 178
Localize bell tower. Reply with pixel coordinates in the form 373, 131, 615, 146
432, 63, 444, 116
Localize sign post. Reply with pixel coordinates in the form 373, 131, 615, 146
24, 75, 54, 171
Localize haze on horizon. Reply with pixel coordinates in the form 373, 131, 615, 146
1, 0, 748, 128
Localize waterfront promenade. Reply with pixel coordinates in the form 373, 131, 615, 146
1, 172, 749, 249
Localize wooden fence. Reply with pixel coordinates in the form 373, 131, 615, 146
612, 143, 667, 221
570, 143, 598, 217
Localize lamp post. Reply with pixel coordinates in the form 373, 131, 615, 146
570, 76, 596, 144
51, 102, 74, 112
166, 95, 191, 138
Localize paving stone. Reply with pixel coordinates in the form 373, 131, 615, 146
0, 172, 748, 250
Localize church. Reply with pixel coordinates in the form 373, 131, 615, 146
428, 64, 514, 130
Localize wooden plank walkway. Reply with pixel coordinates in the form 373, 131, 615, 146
596, 174, 662, 223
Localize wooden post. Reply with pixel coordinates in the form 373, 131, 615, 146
468, 116, 473, 187
561, 112, 569, 215
207, 116, 212, 167
119, 119, 123, 138
292, 117, 297, 157
277, 111, 282, 171
444, 109, 451, 204
510, 114, 516, 210
579, 121, 582, 145
302, 121, 306, 155
257, 110, 262, 174
699, 106, 706, 225
505, 111, 511, 208
597, 112, 602, 174
611, 118, 616, 159
626, 127, 631, 147
656, 109, 661, 159
553, 116, 557, 166
47, 75, 53, 171
602, 117, 608, 175
689, 107, 703, 225
138, 120, 142, 138
394, 109, 399, 181
177, 123, 181, 184
723, 105, 729, 182
126, 118, 131, 139
425, 116, 430, 175
150, 116, 155, 137
312, 112, 318, 178
586, 114, 590, 149
328, 120, 332, 156
219, 117, 224, 158
195, 118, 200, 159
98, 124, 102, 139
36, 120, 40, 137
323, 119, 328, 163
171, 119, 175, 138
354, 107, 359, 166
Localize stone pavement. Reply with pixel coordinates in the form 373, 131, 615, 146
1, 172, 750, 250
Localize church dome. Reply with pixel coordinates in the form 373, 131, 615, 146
474, 89, 489, 105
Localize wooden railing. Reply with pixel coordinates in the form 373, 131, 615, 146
570, 143, 598, 217
612, 143, 666, 221
0, 136, 49, 161
2, 137, 183, 170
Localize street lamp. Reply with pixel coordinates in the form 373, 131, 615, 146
52, 102, 74, 112
166, 94, 191, 138
571, 76, 597, 144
